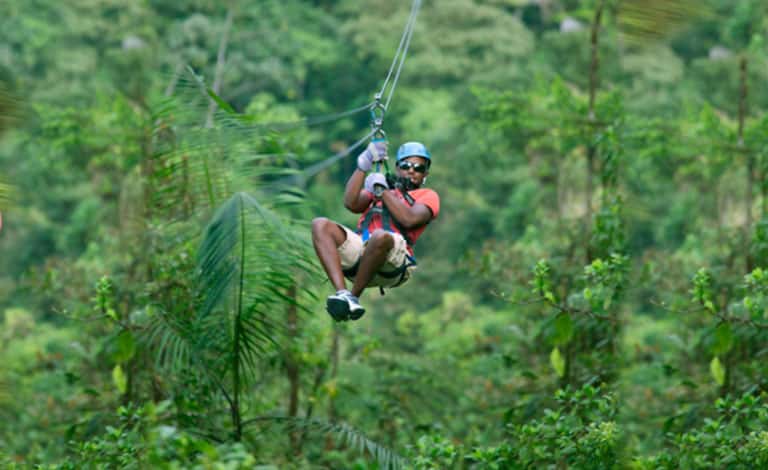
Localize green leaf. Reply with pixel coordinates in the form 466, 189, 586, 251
544, 291, 556, 304
552, 313, 574, 346
710, 322, 734, 356
206, 87, 237, 115
112, 365, 127, 394
550, 347, 566, 378
112, 330, 136, 364
105, 308, 118, 321
710, 356, 726, 386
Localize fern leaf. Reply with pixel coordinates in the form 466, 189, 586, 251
618, 0, 709, 46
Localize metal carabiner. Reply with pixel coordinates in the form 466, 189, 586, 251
370, 93, 387, 136
369, 93, 388, 172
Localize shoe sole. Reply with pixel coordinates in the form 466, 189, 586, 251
326, 298, 350, 322
349, 307, 366, 320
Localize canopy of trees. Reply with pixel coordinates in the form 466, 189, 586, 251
2, 0, 768, 468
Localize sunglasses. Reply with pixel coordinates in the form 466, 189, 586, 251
397, 161, 428, 173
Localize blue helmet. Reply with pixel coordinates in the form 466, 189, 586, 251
396, 142, 431, 167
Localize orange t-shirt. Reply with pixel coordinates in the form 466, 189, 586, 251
358, 188, 440, 254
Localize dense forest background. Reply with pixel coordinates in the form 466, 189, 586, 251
2, 0, 768, 468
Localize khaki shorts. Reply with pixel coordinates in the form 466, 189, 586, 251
337, 225, 416, 288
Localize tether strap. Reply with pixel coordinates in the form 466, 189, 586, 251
358, 190, 415, 246
342, 254, 417, 288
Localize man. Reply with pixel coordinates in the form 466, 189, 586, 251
311, 141, 440, 321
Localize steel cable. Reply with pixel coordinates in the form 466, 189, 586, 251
380, 0, 422, 110
377, 0, 421, 101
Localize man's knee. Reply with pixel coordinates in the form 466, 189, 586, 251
367, 230, 394, 251
312, 217, 346, 244
312, 217, 328, 232
312, 217, 334, 237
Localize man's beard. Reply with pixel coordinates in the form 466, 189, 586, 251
399, 175, 420, 190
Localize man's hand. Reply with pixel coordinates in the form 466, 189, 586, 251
356, 140, 388, 172
364, 172, 388, 197
385, 173, 405, 191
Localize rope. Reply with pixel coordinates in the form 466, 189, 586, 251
185, 0, 422, 134
379, 0, 422, 111
242, 102, 374, 132
377, 0, 421, 101
301, 129, 378, 179
185, 66, 374, 131
183, 1, 424, 185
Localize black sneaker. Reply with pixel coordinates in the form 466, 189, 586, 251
326, 290, 365, 322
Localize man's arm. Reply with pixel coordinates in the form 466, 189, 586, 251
380, 190, 433, 229
343, 169, 373, 213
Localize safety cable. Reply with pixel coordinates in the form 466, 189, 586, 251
383, 0, 421, 110
180, 1, 423, 188
262, 128, 377, 194
301, 128, 378, 179
184, 66, 374, 131
297, 0, 423, 183
377, 0, 422, 113
377, 0, 421, 102
223, 101, 375, 132
185, 0, 422, 135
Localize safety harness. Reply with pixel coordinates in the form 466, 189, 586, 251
342, 184, 419, 292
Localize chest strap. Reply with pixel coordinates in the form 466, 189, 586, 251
359, 190, 415, 246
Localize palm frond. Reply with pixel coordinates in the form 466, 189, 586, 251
145, 309, 196, 373
0, 84, 23, 137
142, 308, 237, 411
243, 416, 408, 470
196, 192, 317, 382
0, 180, 12, 210
618, 0, 709, 47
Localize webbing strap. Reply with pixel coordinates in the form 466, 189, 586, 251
342, 255, 417, 286
358, 192, 415, 247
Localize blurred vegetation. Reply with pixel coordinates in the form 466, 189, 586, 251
1, 0, 768, 468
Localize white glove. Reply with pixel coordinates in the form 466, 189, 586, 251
357, 140, 388, 172
364, 172, 388, 196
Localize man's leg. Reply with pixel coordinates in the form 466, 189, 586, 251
312, 218, 366, 321
351, 229, 394, 297
311, 217, 348, 291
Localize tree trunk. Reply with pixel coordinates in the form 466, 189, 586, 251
738, 56, 752, 271
560, 341, 571, 389
230, 199, 247, 442
286, 283, 300, 455
324, 327, 340, 450
585, 1, 604, 264
297, 357, 330, 453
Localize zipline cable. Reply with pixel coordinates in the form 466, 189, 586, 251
219, 101, 375, 132
184, 0, 421, 136
183, 0, 423, 188
264, 127, 378, 193
377, 0, 421, 103
295, 0, 423, 183
367, 0, 422, 141
383, 0, 421, 110
184, 66, 375, 131
301, 128, 378, 179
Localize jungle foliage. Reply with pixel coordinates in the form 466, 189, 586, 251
2, 0, 768, 468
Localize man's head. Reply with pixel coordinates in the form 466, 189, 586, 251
396, 142, 430, 188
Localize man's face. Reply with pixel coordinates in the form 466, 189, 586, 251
396, 156, 429, 186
